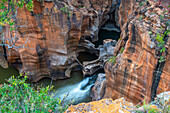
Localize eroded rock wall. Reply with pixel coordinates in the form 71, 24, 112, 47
2, 0, 116, 82
104, 0, 170, 104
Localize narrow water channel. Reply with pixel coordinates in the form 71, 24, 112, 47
0, 28, 120, 105
0, 66, 98, 104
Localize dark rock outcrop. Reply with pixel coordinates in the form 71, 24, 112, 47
91, 73, 106, 101
82, 39, 117, 76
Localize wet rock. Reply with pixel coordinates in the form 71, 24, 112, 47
83, 60, 103, 76
76, 38, 99, 61
103, 39, 117, 56
0, 30, 8, 68
91, 73, 106, 101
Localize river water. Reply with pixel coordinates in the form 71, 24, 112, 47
0, 66, 98, 104
0, 66, 19, 84
0, 29, 119, 104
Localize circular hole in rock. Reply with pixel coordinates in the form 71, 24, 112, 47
77, 52, 98, 64
94, 29, 120, 48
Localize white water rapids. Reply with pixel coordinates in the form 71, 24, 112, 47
54, 77, 94, 104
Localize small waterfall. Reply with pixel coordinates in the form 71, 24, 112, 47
54, 76, 95, 104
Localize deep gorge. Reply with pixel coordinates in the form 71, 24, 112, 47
0, 25, 120, 104
0, 0, 169, 112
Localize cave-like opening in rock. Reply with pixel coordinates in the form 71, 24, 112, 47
94, 29, 120, 48
77, 51, 99, 64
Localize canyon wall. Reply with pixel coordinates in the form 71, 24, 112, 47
1, 0, 118, 82
104, 0, 170, 104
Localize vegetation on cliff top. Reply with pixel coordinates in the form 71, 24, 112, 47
0, 0, 33, 29
0, 74, 70, 113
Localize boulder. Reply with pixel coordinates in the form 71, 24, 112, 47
91, 73, 106, 101
0, 52, 8, 69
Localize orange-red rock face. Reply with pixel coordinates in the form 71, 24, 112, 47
2, 0, 112, 82
104, 0, 170, 104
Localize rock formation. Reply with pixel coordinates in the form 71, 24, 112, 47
0, 26, 8, 69
0, 52, 8, 69
1, 0, 169, 108
91, 73, 106, 101
82, 39, 117, 76
1, 0, 118, 82
104, 0, 170, 104
65, 91, 170, 113
65, 98, 134, 113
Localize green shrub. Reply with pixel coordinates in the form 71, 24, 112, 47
0, 75, 69, 113
120, 47, 124, 53
60, 4, 71, 17
156, 30, 170, 63
0, 0, 34, 30
108, 56, 117, 64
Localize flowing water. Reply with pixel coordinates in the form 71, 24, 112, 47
0, 29, 120, 105
0, 66, 97, 104
33, 70, 99, 104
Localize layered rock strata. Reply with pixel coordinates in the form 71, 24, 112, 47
2, 0, 118, 82
104, 0, 170, 104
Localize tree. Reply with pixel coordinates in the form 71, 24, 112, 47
0, 0, 34, 52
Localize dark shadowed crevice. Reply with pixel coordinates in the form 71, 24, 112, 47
151, 61, 165, 101
77, 51, 99, 64
93, 29, 120, 48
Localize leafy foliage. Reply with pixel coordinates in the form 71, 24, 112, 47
108, 56, 116, 64
0, 0, 34, 30
139, 1, 144, 7
133, 94, 170, 113
139, 15, 143, 21
0, 75, 69, 113
120, 47, 124, 54
155, 30, 170, 63
60, 4, 71, 17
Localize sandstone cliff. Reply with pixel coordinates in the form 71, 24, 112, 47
1, 0, 117, 82
104, 0, 170, 104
